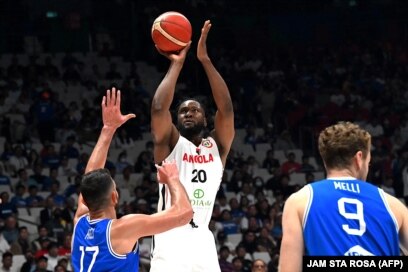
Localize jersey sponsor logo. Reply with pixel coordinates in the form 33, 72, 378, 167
201, 139, 213, 148
182, 153, 214, 163
344, 245, 374, 256
190, 189, 212, 207
193, 189, 204, 199
85, 228, 95, 240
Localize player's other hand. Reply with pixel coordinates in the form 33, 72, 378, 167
102, 88, 136, 130
197, 20, 211, 62
155, 41, 191, 64
156, 160, 180, 184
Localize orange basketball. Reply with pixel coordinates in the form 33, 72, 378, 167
151, 11, 192, 52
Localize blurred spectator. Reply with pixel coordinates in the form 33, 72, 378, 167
8, 145, 28, 173
255, 227, 277, 254
10, 185, 27, 208
29, 164, 50, 190
26, 185, 45, 208
216, 231, 235, 252
15, 168, 30, 191
34, 255, 51, 272
239, 231, 257, 255
2, 216, 19, 244
60, 197, 75, 232
217, 210, 240, 235
299, 155, 316, 173
262, 149, 280, 174
31, 226, 56, 253
44, 242, 61, 271
20, 249, 36, 272
57, 234, 71, 257
115, 151, 132, 173
47, 181, 66, 208
280, 152, 301, 175
0, 252, 12, 272
42, 146, 61, 169
60, 136, 79, 159
236, 182, 255, 205
0, 166, 11, 190
57, 157, 77, 177
116, 166, 136, 195
218, 246, 234, 272
0, 231, 10, 255
231, 257, 244, 272
235, 244, 252, 271
113, 128, 135, 149
31, 91, 56, 143
10, 226, 31, 255
0, 193, 17, 220
40, 197, 54, 226
273, 130, 296, 151
251, 259, 267, 272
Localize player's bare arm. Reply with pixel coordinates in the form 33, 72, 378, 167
151, 43, 192, 163
73, 88, 135, 225
385, 193, 408, 254
111, 161, 193, 254
279, 188, 308, 272
198, 20, 234, 165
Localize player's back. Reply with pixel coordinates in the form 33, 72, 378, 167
303, 178, 399, 256
72, 215, 139, 272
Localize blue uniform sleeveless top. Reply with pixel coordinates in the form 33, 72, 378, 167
72, 215, 139, 272
303, 178, 399, 256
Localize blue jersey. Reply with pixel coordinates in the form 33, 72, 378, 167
303, 178, 399, 256
72, 215, 139, 272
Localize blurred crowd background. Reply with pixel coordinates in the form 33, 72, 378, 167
0, 0, 407, 271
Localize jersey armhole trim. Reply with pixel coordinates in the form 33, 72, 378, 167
378, 188, 399, 233
107, 220, 127, 259
71, 213, 88, 251
302, 185, 313, 229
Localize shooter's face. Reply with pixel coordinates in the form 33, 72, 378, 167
177, 100, 206, 137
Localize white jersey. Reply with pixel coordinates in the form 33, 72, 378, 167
151, 135, 223, 272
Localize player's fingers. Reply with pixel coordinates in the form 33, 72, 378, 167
106, 89, 111, 106
101, 96, 106, 107
124, 114, 136, 121
116, 89, 120, 106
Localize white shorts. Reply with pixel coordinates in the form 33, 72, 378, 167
150, 226, 220, 272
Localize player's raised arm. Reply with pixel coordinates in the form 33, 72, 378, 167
111, 161, 193, 253
74, 88, 135, 225
151, 43, 191, 162
197, 20, 234, 165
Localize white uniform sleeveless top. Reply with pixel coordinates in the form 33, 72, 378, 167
157, 135, 223, 226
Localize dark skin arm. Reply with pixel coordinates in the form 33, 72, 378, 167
198, 20, 235, 166
151, 43, 192, 163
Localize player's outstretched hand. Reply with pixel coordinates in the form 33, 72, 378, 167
155, 41, 191, 64
197, 20, 211, 62
102, 88, 136, 130
156, 160, 180, 184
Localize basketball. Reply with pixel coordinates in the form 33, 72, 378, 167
151, 11, 192, 52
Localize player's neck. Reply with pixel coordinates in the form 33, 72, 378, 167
184, 134, 203, 147
326, 168, 357, 179
89, 208, 116, 220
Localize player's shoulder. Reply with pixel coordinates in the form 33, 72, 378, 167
383, 192, 408, 221
285, 185, 310, 209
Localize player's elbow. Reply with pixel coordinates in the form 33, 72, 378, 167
177, 205, 194, 226
151, 97, 165, 113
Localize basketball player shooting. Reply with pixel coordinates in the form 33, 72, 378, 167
150, 20, 235, 272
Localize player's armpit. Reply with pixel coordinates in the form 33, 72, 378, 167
279, 192, 306, 272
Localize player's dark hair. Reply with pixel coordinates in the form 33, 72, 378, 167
81, 168, 113, 211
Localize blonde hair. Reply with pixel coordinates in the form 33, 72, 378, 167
318, 121, 371, 170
